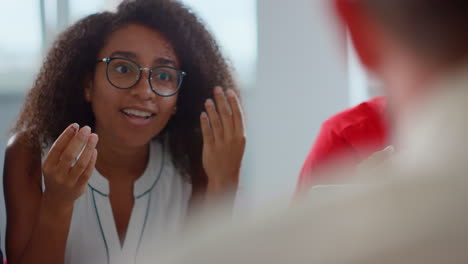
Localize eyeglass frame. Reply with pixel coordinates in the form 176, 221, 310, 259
96, 57, 187, 97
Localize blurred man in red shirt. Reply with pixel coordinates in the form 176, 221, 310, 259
297, 96, 389, 191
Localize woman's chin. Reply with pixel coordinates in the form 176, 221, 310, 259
118, 136, 157, 148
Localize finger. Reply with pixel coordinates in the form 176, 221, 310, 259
213, 86, 233, 139
45, 123, 79, 165
76, 149, 97, 187
383, 145, 395, 154
358, 148, 391, 171
226, 89, 245, 136
200, 112, 215, 146
69, 133, 99, 183
372, 146, 394, 163
205, 99, 223, 142
56, 126, 91, 175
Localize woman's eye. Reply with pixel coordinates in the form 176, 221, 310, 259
115, 65, 130, 73
157, 72, 171, 81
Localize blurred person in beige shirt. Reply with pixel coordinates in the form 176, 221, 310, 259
150, 0, 468, 263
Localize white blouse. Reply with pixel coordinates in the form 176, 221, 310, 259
42, 140, 192, 264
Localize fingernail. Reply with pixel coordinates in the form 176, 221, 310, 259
214, 86, 223, 95
206, 99, 214, 106
70, 123, 79, 132
80, 126, 91, 136
89, 133, 98, 144
201, 112, 208, 119
227, 89, 236, 97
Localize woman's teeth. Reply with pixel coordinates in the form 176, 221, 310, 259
122, 109, 152, 118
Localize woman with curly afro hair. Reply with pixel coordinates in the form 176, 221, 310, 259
3, 0, 245, 263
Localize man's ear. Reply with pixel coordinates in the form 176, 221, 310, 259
334, 0, 381, 71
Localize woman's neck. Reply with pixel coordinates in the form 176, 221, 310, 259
94, 135, 150, 183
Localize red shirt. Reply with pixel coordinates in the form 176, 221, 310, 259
297, 96, 388, 191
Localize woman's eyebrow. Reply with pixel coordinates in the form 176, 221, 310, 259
109, 51, 177, 66
155, 57, 177, 67
110, 50, 137, 59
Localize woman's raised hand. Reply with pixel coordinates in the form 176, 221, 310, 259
42, 124, 98, 208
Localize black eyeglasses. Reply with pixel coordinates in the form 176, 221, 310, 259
96, 57, 186, 97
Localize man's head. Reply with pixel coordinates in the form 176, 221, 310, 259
334, 0, 468, 115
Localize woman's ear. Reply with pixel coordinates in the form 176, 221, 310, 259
84, 78, 93, 102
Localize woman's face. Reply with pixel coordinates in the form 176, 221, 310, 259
87, 23, 181, 147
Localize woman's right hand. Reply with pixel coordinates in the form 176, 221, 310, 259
42, 123, 98, 209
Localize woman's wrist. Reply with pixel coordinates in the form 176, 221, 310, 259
206, 172, 239, 196
41, 193, 74, 217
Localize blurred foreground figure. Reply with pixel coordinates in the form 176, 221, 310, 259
155, 0, 468, 263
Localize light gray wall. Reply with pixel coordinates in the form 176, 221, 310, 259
240, 0, 349, 207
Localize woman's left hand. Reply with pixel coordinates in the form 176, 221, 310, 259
200, 86, 246, 194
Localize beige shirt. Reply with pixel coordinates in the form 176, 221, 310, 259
155, 65, 468, 264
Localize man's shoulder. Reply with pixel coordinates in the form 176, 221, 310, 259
322, 96, 387, 134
